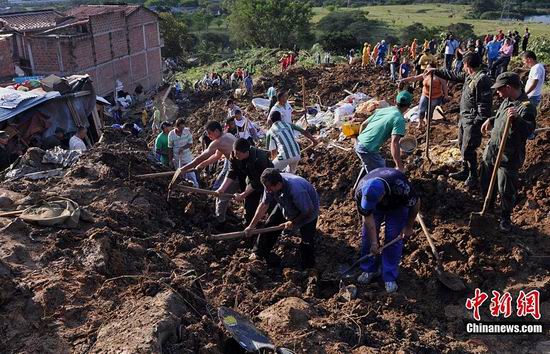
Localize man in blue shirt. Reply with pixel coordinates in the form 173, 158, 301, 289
376, 40, 388, 66
354, 167, 420, 293
486, 36, 502, 73
246, 168, 320, 268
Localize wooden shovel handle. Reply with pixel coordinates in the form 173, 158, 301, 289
0, 210, 24, 217
480, 113, 513, 216
177, 185, 234, 199
210, 225, 285, 241
416, 214, 441, 262
134, 171, 175, 179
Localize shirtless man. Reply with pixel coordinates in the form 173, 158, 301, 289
170, 120, 237, 226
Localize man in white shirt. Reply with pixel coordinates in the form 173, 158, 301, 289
268, 92, 294, 124
444, 34, 460, 71
69, 126, 87, 151
168, 118, 198, 187
522, 51, 545, 109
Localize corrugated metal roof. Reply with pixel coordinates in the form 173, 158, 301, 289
0, 10, 64, 32
0, 88, 61, 123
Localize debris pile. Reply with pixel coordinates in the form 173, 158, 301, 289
0, 65, 548, 353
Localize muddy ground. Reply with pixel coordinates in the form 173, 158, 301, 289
0, 64, 548, 353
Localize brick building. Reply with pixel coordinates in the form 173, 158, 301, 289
0, 5, 163, 96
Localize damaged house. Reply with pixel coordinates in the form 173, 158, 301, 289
0, 5, 163, 96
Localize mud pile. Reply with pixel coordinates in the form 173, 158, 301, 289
0, 65, 548, 353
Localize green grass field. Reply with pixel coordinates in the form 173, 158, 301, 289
312, 4, 550, 38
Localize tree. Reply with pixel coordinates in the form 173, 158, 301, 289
400, 22, 440, 45
226, 0, 313, 48
320, 31, 358, 54
158, 12, 196, 58
317, 10, 368, 34
446, 23, 476, 41
471, 0, 499, 17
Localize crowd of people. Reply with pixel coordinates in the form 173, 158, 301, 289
354, 27, 535, 83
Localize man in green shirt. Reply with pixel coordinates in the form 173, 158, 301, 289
155, 121, 172, 166
355, 91, 412, 174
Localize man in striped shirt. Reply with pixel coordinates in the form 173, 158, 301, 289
266, 111, 317, 174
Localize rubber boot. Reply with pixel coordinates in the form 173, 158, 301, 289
464, 160, 479, 189
449, 162, 469, 181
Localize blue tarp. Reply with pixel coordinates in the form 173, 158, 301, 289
0, 88, 61, 123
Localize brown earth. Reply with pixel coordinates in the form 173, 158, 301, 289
0, 64, 548, 353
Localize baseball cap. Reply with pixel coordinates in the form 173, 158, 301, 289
491, 72, 522, 89
396, 90, 413, 105
360, 178, 386, 212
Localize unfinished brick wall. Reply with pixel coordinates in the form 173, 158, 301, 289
0, 37, 15, 78
21, 6, 163, 95
28, 37, 63, 74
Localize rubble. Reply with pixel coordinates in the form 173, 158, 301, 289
0, 65, 548, 353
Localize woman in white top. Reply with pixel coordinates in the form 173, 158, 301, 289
233, 109, 259, 144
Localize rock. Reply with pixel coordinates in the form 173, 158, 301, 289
82, 231, 113, 276
338, 284, 358, 302
0, 196, 14, 209
258, 297, 312, 331
33, 284, 66, 315
90, 290, 186, 353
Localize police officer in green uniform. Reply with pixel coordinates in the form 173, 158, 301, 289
428, 52, 493, 189
480, 72, 537, 231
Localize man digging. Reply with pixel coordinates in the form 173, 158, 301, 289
354, 167, 420, 293
216, 138, 273, 227
245, 168, 319, 269
171, 121, 237, 229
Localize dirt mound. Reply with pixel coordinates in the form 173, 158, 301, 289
0, 64, 548, 353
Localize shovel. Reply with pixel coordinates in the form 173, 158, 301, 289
219, 306, 295, 353
417, 214, 466, 291
173, 185, 235, 199
338, 235, 404, 279
210, 225, 285, 241
469, 112, 513, 232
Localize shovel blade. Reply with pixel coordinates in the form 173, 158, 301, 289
436, 268, 466, 291
468, 211, 498, 236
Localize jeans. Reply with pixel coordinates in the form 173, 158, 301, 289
491, 56, 511, 78
376, 54, 385, 66
418, 95, 443, 122
253, 205, 317, 268
212, 159, 230, 190
173, 155, 198, 187
360, 207, 409, 281
488, 57, 497, 73
454, 60, 463, 74
529, 95, 541, 108
445, 54, 454, 71
355, 144, 386, 173
390, 63, 398, 81
215, 179, 262, 225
